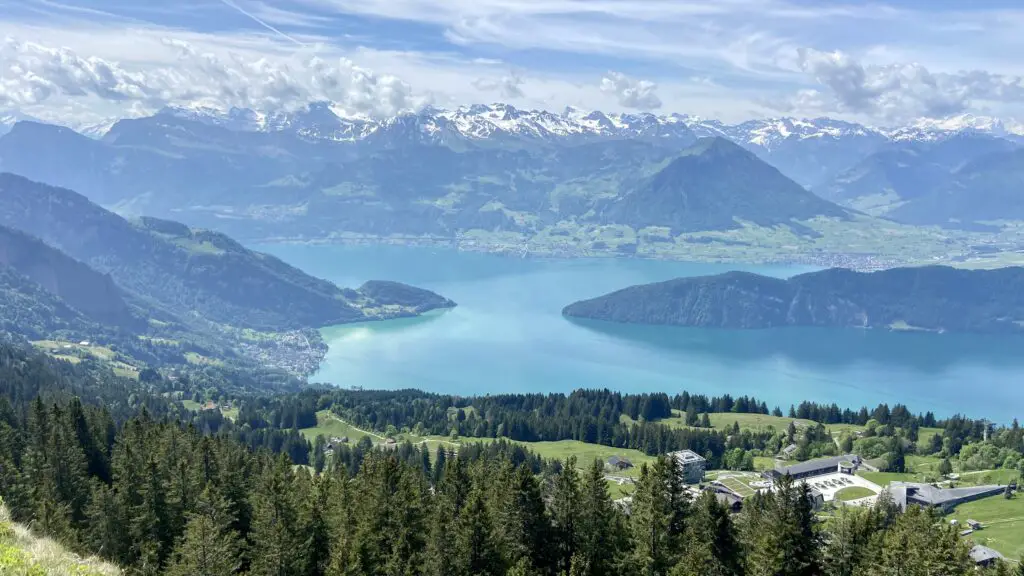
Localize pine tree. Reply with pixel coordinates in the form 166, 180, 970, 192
741, 475, 819, 576
630, 463, 670, 576
494, 463, 555, 573
302, 475, 334, 576
578, 458, 625, 576
85, 481, 127, 563
453, 485, 502, 576
822, 505, 872, 576
425, 456, 470, 576
249, 455, 302, 576
551, 456, 582, 574
166, 488, 244, 576
670, 491, 741, 576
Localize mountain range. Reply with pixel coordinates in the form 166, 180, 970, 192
563, 266, 1024, 334
0, 173, 455, 373
0, 102, 1023, 260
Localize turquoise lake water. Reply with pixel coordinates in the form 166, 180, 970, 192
258, 244, 1024, 423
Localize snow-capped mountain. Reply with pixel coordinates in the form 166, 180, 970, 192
103, 102, 1024, 151
0, 111, 43, 137
887, 113, 1024, 142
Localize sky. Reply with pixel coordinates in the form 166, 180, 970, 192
2, 0, 1024, 126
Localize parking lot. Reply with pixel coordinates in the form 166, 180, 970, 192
803, 472, 882, 504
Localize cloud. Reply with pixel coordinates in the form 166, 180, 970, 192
599, 71, 661, 110
789, 47, 1024, 121
472, 71, 524, 99
0, 36, 419, 117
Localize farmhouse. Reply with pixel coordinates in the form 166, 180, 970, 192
768, 454, 862, 480
969, 545, 1004, 568
668, 450, 706, 484
607, 456, 634, 470
713, 491, 744, 513
886, 482, 1006, 513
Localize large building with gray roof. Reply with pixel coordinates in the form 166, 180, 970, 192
885, 482, 1006, 513
767, 455, 862, 480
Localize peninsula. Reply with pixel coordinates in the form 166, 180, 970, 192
562, 265, 1024, 334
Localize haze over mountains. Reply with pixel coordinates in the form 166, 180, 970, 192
0, 102, 1022, 255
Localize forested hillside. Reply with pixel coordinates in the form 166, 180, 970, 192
2, 342, 1021, 575
563, 265, 1024, 333
0, 174, 455, 332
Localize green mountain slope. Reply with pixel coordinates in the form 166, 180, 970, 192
815, 135, 1021, 224
0, 224, 138, 329
563, 265, 1024, 333
888, 148, 1024, 226
596, 138, 850, 234
0, 173, 455, 332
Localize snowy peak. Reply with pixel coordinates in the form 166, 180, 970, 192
32, 102, 1024, 149
889, 113, 1024, 142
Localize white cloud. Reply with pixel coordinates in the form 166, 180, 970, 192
0, 36, 419, 118
472, 71, 525, 99
787, 47, 1024, 121
599, 71, 661, 110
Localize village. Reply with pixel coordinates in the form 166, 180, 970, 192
605, 449, 1017, 568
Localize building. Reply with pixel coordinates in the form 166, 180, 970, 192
607, 456, 634, 470
808, 488, 825, 511
886, 482, 1006, 513
768, 454, 862, 480
669, 450, 706, 484
969, 545, 1004, 568
714, 491, 744, 513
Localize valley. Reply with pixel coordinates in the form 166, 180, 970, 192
2, 104, 1024, 272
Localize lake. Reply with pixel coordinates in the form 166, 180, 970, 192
259, 244, 1024, 423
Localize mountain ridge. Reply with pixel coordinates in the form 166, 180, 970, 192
562, 265, 1024, 334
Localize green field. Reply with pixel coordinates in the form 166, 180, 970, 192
949, 494, 1024, 559
835, 486, 876, 501
716, 476, 759, 498
300, 411, 378, 444
181, 400, 202, 411
958, 469, 1021, 487
497, 440, 656, 478
624, 410, 818, 434
707, 413, 817, 432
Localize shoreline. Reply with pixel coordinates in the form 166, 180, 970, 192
252, 233, 909, 272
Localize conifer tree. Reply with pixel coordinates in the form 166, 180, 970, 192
494, 463, 555, 573
821, 505, 873, 576
670, 491, 741, 576
249, 455, 302, 576
453, 485, 502, 576
630, 463, 670, 576
578, 458, 625, 576
551, 456, 582, 574
302, 475, 334, 576
85, 481, 127, 563
166, 488, 245, 576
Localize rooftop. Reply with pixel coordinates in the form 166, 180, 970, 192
970, 545, 1004, 564
889, 482, 1005, 507
669, 450, 706, 464
773, 454, 860, 477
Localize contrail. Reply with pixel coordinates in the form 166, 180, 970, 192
217, 0, 306, 47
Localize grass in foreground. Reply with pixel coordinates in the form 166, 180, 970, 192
1, 501, 121, 575
948, 494, 1024, 559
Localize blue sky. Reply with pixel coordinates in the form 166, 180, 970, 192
2, 0, 1024, 126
